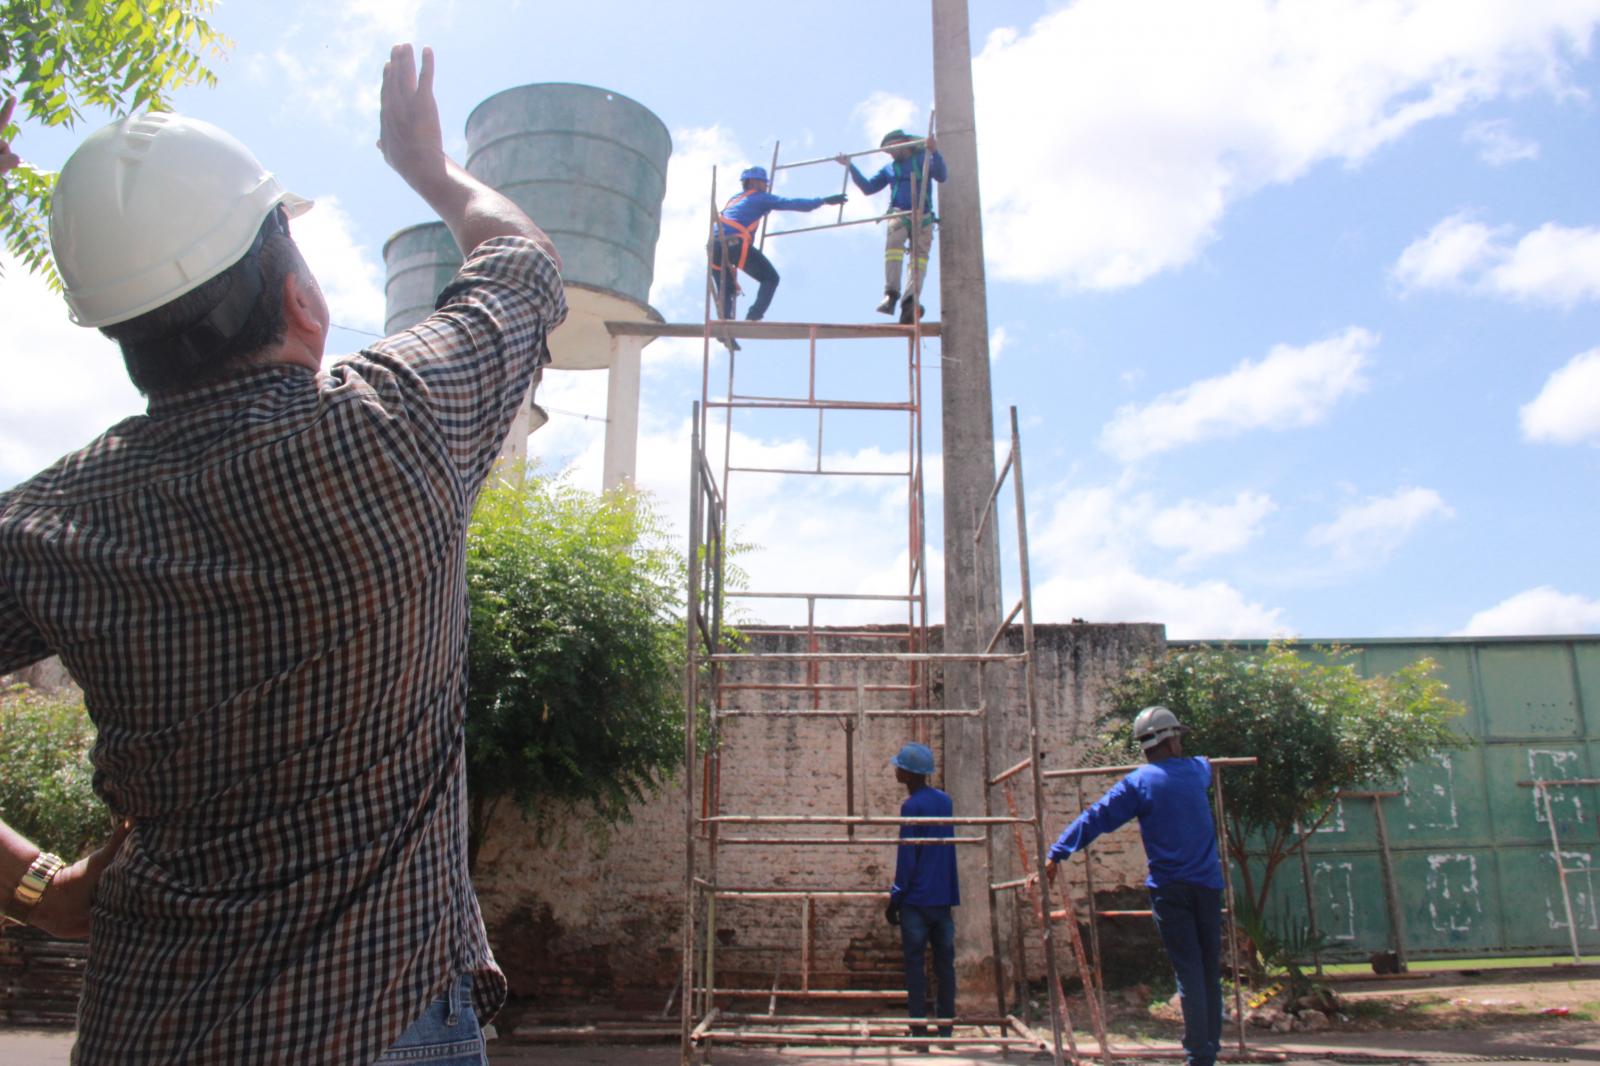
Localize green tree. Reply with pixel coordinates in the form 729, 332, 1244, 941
1, 1, 228, 280
1103, 643, 1467, 917
464, 468, 687, 871
0, 684, 107, 857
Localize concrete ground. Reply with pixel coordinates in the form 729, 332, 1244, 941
5, 1026, 1596, 1065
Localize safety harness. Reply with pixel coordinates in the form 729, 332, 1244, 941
718, 189, 760, 271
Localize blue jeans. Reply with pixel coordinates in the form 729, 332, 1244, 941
900, 903, 956, 1037
1150, 882, 1223, 1066
377, 975, 488, 1064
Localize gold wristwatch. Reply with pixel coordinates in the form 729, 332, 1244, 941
3, 852, 66, 927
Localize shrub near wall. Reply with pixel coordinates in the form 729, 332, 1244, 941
0, 684, 108, 858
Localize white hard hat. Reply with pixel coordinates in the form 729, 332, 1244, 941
1132, 705, 1187, 750
49, 111, 312, 328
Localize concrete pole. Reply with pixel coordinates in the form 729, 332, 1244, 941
932, 0, 1004, 997
603, 336, 645, 491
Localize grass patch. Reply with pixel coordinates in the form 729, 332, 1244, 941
1320, 956, 1575, 976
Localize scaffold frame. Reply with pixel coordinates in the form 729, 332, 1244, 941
677, 134, 1076, 1062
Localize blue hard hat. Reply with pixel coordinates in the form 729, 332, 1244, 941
740, 166, 769, 184
891, 742, 936, 776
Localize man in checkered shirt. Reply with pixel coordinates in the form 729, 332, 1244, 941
0, 46, 565, 1063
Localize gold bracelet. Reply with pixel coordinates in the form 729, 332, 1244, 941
13, 852, 66, 916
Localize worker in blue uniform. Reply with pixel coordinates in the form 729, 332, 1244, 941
711, 165, 845, 324
885, 742, 959, 1047
1046, 707, 1225, 1066
836, 129, 946, 323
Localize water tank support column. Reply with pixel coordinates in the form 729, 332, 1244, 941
603, 335, 645, 491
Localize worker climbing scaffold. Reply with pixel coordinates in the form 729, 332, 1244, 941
709, 165, 845, 326
837, 128, 947, 324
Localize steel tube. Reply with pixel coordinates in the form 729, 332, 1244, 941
1044, 757, 1258, 779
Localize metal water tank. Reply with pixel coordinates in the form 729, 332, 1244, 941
464, 83, 670, 307
381, 221, 463, 335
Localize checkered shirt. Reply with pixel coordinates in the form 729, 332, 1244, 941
0, 236, 565, 1064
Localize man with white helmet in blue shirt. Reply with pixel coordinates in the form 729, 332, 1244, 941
886, 741, 959, 1047
1046, 706, 1225, 1066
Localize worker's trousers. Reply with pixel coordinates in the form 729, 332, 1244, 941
900, 903, 956, 1037
709, 236, 779, 320
1150, 881, 1223, 1066
885, 214, 934, 297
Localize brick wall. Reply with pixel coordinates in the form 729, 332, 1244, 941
473, 621, 1167, 1004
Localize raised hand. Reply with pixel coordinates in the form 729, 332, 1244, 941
377, 45, 446, 194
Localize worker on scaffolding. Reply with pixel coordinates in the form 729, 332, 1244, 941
885, 742, 959, 1048
710, 166, 845, 324
1046, 707, 1224, 1066
836, 129, 946, 324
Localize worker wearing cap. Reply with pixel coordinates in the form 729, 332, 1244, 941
886, 741, 960, 1045
836, 129, 946, 324
0, 46, 564, 1064
710, 166, 846, 324
1046, 707, 1225, 1066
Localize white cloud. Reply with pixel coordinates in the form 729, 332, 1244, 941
1034, 567, 1288, 640
1454, 586, 1600, 635
1463, 118, 1540, 164
1520, 348, 1600, 444
1490, 223, 1600, 305
989, 326, 1009, 361
1395, 215, 1600, 305
852, 92, 923, 149
1392, 212, 1503, 291
972, 0, 1600, 289
1306, 487, 1454, 565
1147, 492, 1276, 567
0, 255, 143, 488
1028, 483, 1289, 638
266, 0, 429, 137
1099, 327, 1374, 462
293, 194, 387, 336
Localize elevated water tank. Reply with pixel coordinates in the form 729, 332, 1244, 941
464, 83, 670, 312
382, 222, 462, 335
380, 82, 671, 487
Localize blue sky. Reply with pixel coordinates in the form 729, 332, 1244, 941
4, 0, 1599, 640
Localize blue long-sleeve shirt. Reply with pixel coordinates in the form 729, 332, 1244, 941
717, 189, 830, 238
846, 150, 947, 215
1048, 756, 1223, 890
891, 786, 960, 907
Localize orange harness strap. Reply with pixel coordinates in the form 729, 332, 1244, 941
718, 191, 760, 272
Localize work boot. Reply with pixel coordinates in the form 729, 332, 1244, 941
899, 294, 925, 325
876, 289, 899, 315
745, 309, 765, 322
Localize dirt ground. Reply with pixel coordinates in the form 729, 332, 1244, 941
5, 968, 1598, 1064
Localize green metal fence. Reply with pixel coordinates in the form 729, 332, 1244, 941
1178, 636, 1600, 961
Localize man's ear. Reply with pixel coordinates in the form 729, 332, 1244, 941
281, 269, 329, 358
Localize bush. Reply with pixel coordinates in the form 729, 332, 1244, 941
0, 684, 107, 858
464, 468, 686, 868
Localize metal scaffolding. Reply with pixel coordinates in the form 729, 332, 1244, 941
1517, 777, 1600, 963
676, 140, 1074, 1061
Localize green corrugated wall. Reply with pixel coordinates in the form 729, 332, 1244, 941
1177, 636, 1600, 960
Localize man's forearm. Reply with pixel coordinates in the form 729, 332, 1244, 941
0, 818, 41, 900
412, 158, 560, 266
